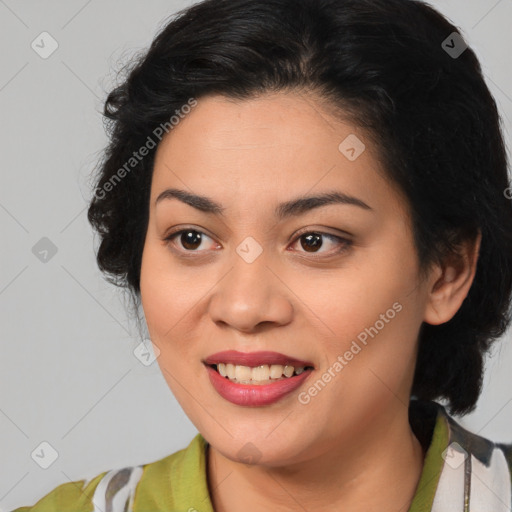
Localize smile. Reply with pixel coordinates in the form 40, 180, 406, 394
210, 362, 313, 384
205, 364, 314, 406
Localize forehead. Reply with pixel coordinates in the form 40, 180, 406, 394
150, 92, 407, 220
154, 91, 363, 165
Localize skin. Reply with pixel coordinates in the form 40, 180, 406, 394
139, 90, 480, 512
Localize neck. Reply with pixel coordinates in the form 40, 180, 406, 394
206, 407, 425, 512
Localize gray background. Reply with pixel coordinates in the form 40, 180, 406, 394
1, 0, 511, 509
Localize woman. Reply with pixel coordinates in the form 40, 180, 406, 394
13, 0, 512, 510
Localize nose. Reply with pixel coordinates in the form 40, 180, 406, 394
207, 252, 294, 334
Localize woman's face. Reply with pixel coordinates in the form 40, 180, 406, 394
140, 91, 434, 466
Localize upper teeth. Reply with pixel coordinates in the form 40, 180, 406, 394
217, 363, 306, 382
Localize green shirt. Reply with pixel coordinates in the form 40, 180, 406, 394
11, 400, 512, 511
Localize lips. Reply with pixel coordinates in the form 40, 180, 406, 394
203, 350, 314, 368
205, 364, 314, 406
203, 350, 315, 406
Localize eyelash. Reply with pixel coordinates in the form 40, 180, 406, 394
162, 227, 352, 259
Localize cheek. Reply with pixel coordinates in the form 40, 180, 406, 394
139, 242, 211, 372
315, 258, 417, 340
139, 244, 185, 343
314, 242, 423, 382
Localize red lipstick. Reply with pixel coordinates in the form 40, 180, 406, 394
204, 350, 314, 368
204, 350, 314, 407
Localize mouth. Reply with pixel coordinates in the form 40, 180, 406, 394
206, 362, 315, 385
203, 350, 315, 385
203, 350, 315, 406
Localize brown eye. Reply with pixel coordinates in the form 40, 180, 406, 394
299, 233, 323, 252
291, 231, 351, 257
164, 229, 216, 252
179, 230, 203, 250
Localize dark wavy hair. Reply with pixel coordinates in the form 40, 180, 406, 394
87, 0, 512, 415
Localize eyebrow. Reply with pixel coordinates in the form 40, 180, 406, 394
155, 188, 373, 219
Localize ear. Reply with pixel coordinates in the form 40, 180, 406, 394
423, 230, 482, 326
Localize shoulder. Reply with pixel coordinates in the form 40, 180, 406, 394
10, 434, 207, 512
10, 465, 148, 512
443, 406, 512, 468
10, 471, 108, 512
434, 403, 512, 511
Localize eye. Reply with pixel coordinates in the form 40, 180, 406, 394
290, 230, 351, 257
163, 228, 351, 257
164, 228, 218, 253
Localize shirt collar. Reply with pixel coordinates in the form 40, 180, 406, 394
140, 400, 458, 511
